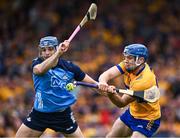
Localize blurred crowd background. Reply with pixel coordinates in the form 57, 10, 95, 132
0, 0, 179, 137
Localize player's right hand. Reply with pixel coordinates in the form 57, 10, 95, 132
57, 40, 70, 54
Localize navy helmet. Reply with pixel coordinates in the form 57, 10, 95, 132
123, 44, 148, 60
39, 36, 58, 48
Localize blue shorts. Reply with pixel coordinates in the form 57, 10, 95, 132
120, 109, 160, 137
23, 107, 78, 134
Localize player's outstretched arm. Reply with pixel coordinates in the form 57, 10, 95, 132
82, 74, 98, 84
98, 66, 121, 94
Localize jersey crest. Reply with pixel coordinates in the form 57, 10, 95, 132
51, 76, 67, 88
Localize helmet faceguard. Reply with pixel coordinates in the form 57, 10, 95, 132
123, 44, 148, 61
38, 36, 59, 58
123, 44, 148, 71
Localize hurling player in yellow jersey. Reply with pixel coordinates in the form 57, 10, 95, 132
98, 44, 161, 138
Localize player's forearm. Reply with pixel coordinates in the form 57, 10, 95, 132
98, 72, 111, 83
99, 66, 120, 83
83, 74, 98, 84
34, 51, 63, 74
108, 93, 126, 108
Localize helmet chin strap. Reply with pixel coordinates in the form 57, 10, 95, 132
135, 56, 141, 66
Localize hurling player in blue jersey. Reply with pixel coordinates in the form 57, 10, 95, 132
16, 36, 98, 137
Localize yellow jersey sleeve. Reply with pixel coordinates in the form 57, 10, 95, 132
116, 62, 127, 74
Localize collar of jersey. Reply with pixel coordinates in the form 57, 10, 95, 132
135, 64, 146, 76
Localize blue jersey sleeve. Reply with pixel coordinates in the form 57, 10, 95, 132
70, 62, 86, 81
32, 57, 43, 69
57, 59, 86, 81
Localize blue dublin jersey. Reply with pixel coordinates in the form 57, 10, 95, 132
32, 57, 85, 112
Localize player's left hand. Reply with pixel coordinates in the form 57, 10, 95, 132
107, 85, 116, 95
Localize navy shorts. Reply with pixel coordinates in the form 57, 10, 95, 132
120, 109, 160, 137
23, 107, 78, 134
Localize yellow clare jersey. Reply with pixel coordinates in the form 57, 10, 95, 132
117, 62, 161, 120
